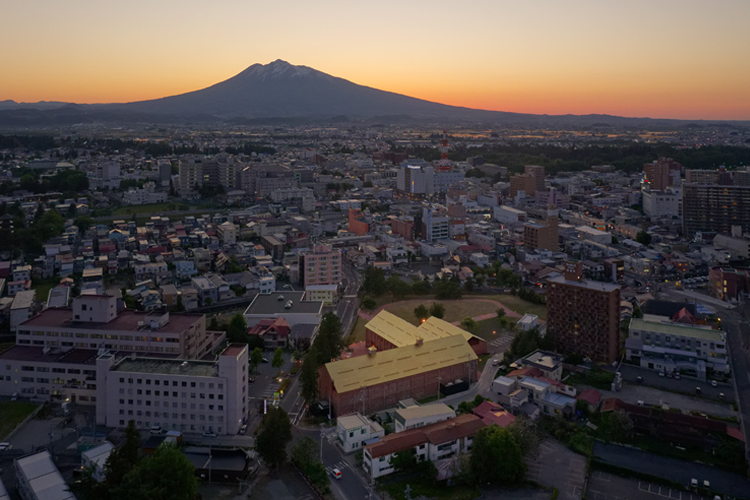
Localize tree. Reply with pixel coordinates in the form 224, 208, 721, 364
386, 275, 411, 299
434, 278, 462, 300
470, 424, 526, 485
464, 278, 474, 292
414, 304, 429, 321
361, 295, 377, 310
362, 267, 387, 297
256, 407, 292, 468
272, 347, 284, 369
313, 312, 345, 365
507, 416, 541, 459
460, 317, 478, 333
300, 352, 320, 403
636, 229, 652, 245
429, 302, 445, 319
112, 444, 197, 500
226, 313, 247, 343
390, 450, 417, 472
250, 347, 264, 373
496, 308, 506, 322
291, 435, 318, 469
411, 278, 431, 295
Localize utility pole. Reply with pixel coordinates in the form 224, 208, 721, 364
208, 444, 212, 485
360, 386, 366, 416
320, 424, 324, 462
436, 374, 442, 401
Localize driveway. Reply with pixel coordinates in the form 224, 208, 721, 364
593, 441, 750, 498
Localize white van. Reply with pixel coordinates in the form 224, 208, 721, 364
150, 426, 164, 435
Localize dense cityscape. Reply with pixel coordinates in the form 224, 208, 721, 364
0, 118, 748, 500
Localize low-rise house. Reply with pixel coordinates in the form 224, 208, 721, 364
246, 317, 290, 349
393, 403, 456, 433
336, 413, 385, 454
81, 441, 115, 482
520, 350, 563, 381
363, 414, 485, 480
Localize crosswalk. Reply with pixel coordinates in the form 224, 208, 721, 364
489, 334, 514, 350
324, 460, 350, 475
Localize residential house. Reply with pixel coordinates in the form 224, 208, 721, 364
336, 413, 385, 454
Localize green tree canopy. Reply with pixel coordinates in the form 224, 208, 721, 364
226, 313, 248, 343
434, 278, 463, 300
250, 347, 264, 372
256, 407, 292, 468
429, 302, 446, 319
112, 444, 197, 500
300, 352, 320, 403
386, 275, 412, 299
272, 347, 284, 369
636, 229, 652, 245
470, 424, 526, 485
414, 304, 429, 321
313, 312, 345, 365
362, 267, 387, 297
460, 317, 478, 333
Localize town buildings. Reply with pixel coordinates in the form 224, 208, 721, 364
299, 244, 342, 288
546, 262, 621, 363
95, 343, 248, 435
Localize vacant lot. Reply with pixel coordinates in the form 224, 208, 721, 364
0, 401, 38, 439
384, 299, 501, 325
476, 294, 547, 320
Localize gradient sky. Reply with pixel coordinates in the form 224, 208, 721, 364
2, 0, 749, 120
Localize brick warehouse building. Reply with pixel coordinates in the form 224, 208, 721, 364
364, 310, 487, 356
546, 262, 621, 363
318, 335, 477, 417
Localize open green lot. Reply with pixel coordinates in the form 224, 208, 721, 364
0, 401, 38, 439
476, 294, 547, 320
32, 282, 55, 302
383, 299, 501, 325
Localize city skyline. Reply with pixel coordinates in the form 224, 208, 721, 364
2, 0, 750, 120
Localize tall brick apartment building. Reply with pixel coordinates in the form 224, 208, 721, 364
317, 311, 480, 417
546, 262, 621, 363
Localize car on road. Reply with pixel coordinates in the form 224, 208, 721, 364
492, 359, 499, 366
331, 468, 342, 480
202, 432, 217, 438
0, 443, 12, 451
262, 358, 269, 363
248, 377, 255, 383
239, 424, 248, 435
11, 392, 18, 401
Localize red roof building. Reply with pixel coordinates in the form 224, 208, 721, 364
247, 317, 290, 348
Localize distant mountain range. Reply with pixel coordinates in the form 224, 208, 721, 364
1, 60, 748, 127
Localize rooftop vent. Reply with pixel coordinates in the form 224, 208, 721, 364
415, 337, 423, 346
367, 346, 378, 356
277, 295, 284, 301
181, 361, 189, 370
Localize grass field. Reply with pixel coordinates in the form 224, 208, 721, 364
0, 401, 38, 439
473, 318, 514, 342
383, 299, 501, 325
476, 294, 547, 320
346, 316, 367, 344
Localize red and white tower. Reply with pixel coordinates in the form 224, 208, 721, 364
437, 129, 452, 170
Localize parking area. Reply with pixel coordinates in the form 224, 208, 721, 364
597, 383, 736, 419
587, 471, 709, 500
526, 439, 586, 500
619, 365, 733, 403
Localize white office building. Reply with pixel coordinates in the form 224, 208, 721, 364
95, 343, 248, 435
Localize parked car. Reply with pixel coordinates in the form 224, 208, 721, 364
202, 431, 217, 438
150, 426, 164, 435
0, 443, 12, 451
11, 393, 18, 401
658, 371, 665, 377
674, 373, 681, 380
695, 387, 702, 394
636, 376, 643, 383
719, 392, 725, 400
239, 424, 248, 435
711, 380, 718, 387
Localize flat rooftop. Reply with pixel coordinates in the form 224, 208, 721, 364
523, 350, 562, 370
113, 357, 217, 377
548, 275, 620, 292
630, 318, 723, 341
0, 345, 100, 365
20, 308, 203, 333
244, 292, 322, 316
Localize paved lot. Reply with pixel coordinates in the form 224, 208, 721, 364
249, 464, 317, 500
596, 384, 736, 418
593, 442, 750, 498
526, 439, 586, 500
587, 471, 709, 500
619, 365, 733, 403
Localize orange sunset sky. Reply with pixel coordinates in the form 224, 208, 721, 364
2, 0, 749, 120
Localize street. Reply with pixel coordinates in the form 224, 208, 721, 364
721, 307, 750, 471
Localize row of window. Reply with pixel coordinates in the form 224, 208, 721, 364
118, 399, 223, 411
118, 421, 222, 434
118, 411, 224, 421
118, 377, 222, 389
20, 331, 180, 343
118, 388, 222, 400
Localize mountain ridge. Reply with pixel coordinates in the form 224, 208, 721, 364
1, 60, 749, 127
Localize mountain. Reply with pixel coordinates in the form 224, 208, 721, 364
1, 60, 748, 127
116, 59, 530, 121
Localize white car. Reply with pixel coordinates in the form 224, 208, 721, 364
202, 431, 217, 438
0, 443, 12, 451
711, 380, 718, 387
331, 468, 342, 480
